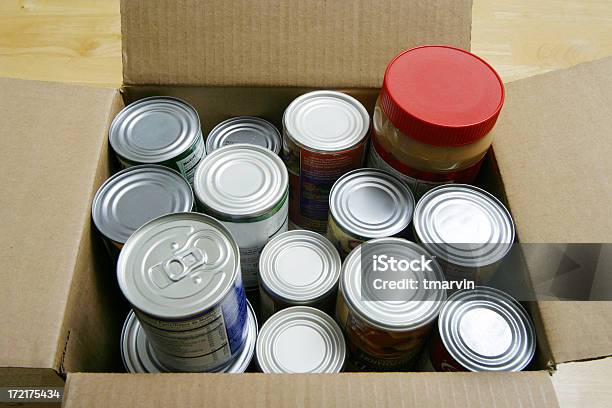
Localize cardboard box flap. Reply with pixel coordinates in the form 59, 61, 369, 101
0, 78, 118, 370
120, 0, 472, 87
490, 57, 612, 363
63, 372, 558, 408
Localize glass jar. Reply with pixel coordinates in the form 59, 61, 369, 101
368, 45, 504, 197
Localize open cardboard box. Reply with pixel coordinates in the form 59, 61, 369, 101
1, 1, 611, 406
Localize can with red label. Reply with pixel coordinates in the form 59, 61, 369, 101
421, 286, 536, 372
282, 91, 370, 234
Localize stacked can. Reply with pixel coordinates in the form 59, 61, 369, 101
420, 287, 536, 372
117, 212, 248, 372
413, 184, 515, 284
193, 144, 289, 292
327, 168, 415, 259
258, 230, 341, 321
205, 116, 281, 155
121, 301, 258, 373
91, 165, 194, 259
336, 238, 446, 371
256, 306, 346, 373
282, 91, 370, 234
109, 97, 205, 183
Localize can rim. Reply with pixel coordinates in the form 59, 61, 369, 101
329, 168, 415, 239
283, 90, 370, 152
340, 237, 447, 332
193, 144, 289, 219
109, 96, 202, 163
121, 301, 257, 373
117, 212, 240, 319
256, 306, 345, 373
438, 286, 536, 371
413, 184, 515, 267
259, 230, 341, 303
205, 116, 281, 155
91, 164, 194, 244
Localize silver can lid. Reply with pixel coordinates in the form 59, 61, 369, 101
92, 165, 194, 244
341, 238, 447, 331
259, 230, 341, 303
109, 96, 202, 163
193, 144, 288, 219
117, 212, 240, 319
256, 306, 345, 373
205, 116, 281, 154
438, 286, 536, 371
413, 184, 515, 267
329, 168, 415, 239
283, 90, 370, 151
121, 301, 257, 373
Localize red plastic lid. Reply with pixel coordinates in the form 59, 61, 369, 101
380, 46, 504, 147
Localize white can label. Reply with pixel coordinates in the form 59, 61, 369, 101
222, 197, 289, 289
177, 136, 206, 183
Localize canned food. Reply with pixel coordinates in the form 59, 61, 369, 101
91, 165, 194, 259
328, 168, 415, 259
121, 300, 258, 373
282, 91, 370, 234
117, 212, 248, 372
413, 184, 515, 283
109, 97, 205, 183
205, 116, 281, 154
258, 230, 341, 321
193, 144, 289, 290
422, 287, 536, 372
256, 306, 346, 373
336, 238, 446, 371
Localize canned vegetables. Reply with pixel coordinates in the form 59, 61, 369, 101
413, 184, 515, 283
109, 97, 205, 183
117, 212, 248, 372
258, 230, 341, 321
205, 116, 281, 154
193, 144, 289, 291
282, 90, 370, 234
256, 306, 346, 373
422, 286, 536, 371
328, 168, 415, 259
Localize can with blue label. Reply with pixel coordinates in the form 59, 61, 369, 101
117, 212, 248, 372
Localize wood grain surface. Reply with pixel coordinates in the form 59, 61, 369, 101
0, 1, 611, 408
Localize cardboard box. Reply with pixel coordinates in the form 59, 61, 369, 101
0, 1, 610, 406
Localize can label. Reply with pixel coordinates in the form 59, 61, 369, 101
135, 279, 248, 371
219, 193, 289, 290
368, 135, 484, 198
283, 135, 366, 234
335, 291, 430, 371
427, 328, 466, 372
326, 215, 363, 260
116, 133, 205, 184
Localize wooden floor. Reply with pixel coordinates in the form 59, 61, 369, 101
1, 1, 612, 407
0, 0, 611, 87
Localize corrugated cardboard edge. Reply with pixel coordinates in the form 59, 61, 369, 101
120, 0, 472, 87
54, 90, 125, 374
63, 372, 558, 408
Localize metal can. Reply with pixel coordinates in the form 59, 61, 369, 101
336, 238, 446, 371
413, 184, 515, 284
205, 116, 281, 155
193, 144, 289, 290
256, 306, 346, 373
109, 96, 205, 183
282, 91, 370, 234
91, 165, 194, 259
258, 230, 341, 321
117, 212, 248, 372
121, 300, 258, 373
327, 168, 415, 259
421, 286, 536, 372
